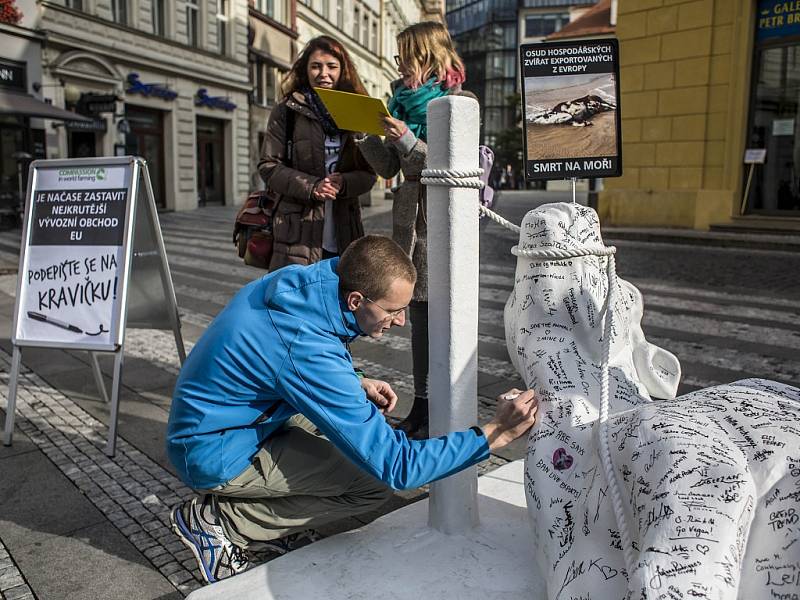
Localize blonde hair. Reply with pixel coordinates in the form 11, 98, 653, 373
397, 21, 465, 90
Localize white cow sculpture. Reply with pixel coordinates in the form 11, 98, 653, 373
503, 202, 800, 599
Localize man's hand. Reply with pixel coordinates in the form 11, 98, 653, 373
382, 115, 407, 142
361, 378, 398, 414
481, 389, 537, 452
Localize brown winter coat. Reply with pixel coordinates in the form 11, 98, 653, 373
258, 92, 376, 270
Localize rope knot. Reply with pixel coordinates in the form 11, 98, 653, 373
421, 168, 484, 189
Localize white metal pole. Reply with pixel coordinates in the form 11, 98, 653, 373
3, 347, 22, 446
90, 351, 110, 403
426, 95, 481, 534
104, 349, 125, 456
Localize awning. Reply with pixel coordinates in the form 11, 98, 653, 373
0, 90, 93, 122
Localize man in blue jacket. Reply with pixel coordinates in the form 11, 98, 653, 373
167, 235, 537, 583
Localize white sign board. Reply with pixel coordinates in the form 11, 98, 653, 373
744, 148, 767, 164
13, 159, 135, 350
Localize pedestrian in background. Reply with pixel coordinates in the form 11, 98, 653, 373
258, 36, 376, 271
356, 21, 472, 439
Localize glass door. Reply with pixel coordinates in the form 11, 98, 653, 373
746, 43, 800, 214
196, 116, 225, 206
125, 105, 166, 209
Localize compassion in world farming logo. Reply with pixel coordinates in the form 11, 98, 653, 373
57, 167, 107, 183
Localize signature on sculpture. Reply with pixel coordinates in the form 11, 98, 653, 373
502, 202, 800, 599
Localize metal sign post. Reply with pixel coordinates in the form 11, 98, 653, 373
3, 156, 185, 456
740, 148, 767, 216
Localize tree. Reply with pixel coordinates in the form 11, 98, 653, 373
0, 0, 23, 24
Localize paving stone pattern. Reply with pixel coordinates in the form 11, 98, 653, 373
0, 201, 798, 597
0, 539, 33, 600
0, 350, 204, 597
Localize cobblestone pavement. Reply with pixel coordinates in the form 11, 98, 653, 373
0, 192, 798, 598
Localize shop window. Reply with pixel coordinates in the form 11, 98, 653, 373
152, 0, 165, 36
253, 61, 282, 107
252, 61, 264, 106
746, 42, 800, 213
216, 0, 228, 55
186, 0, 199, 47
112, 0, 128, 25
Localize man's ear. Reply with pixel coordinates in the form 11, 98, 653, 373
345, 291, 363, 312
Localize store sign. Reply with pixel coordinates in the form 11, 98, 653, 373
79, 93, 118, 115
0, 59, 26, 91
744, 148, 767, 164
126, 73, 178, 101
757, 0, 800, 40
65, 119, 108, 132
519, 38, 622, 180
195, 88, 236, 111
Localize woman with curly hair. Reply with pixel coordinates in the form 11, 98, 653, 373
258, 36, 376, 270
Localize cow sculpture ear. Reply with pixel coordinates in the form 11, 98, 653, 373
632, 343, 682, 400
619, 278, 682, 400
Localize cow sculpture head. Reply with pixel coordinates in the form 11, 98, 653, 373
503, 202, 681, 416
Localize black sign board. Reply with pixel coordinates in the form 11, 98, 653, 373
520, 38, 622, 180
65, 119, 108, 132
78, 93, 118, 115
0, 59, 26, 92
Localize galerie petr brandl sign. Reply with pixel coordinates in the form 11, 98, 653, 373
757, 0, 800, 40
520, 38, 622, 180
16, 165, 129, 348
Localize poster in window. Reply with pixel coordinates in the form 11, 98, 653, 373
520, 38, 622, 180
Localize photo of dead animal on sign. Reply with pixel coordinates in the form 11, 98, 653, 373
520, 38, 622, 180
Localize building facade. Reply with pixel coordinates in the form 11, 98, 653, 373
294, 0, 441, 102
447, 0, 597, 145
603, 0, 800, 230
28, 0, 250, 210
248, 0, 297, 191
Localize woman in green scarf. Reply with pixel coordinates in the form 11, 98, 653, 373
356, 21, 471, 439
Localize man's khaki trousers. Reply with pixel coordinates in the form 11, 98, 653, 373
210, 416, 392, 550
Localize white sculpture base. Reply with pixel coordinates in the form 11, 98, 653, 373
187, 460, 543, 599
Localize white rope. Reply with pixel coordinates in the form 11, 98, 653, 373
478, 205, 521, 233
513, 243, 636, 579
511, 245, 615, 259
421, 167, 484, 189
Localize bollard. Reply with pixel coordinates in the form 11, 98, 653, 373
425, 96, 481, 534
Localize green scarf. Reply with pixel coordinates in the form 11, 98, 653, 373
388, 78, 449, 143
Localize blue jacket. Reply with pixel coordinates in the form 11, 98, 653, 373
167, 258, 489, 490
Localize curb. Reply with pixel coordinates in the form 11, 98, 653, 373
600, 229, 800, 252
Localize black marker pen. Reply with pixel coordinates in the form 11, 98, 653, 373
27, 311, 83, 333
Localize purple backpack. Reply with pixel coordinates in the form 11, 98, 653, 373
478, 145, 495, 210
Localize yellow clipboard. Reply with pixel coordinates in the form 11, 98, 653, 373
314, 87, 390, 136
